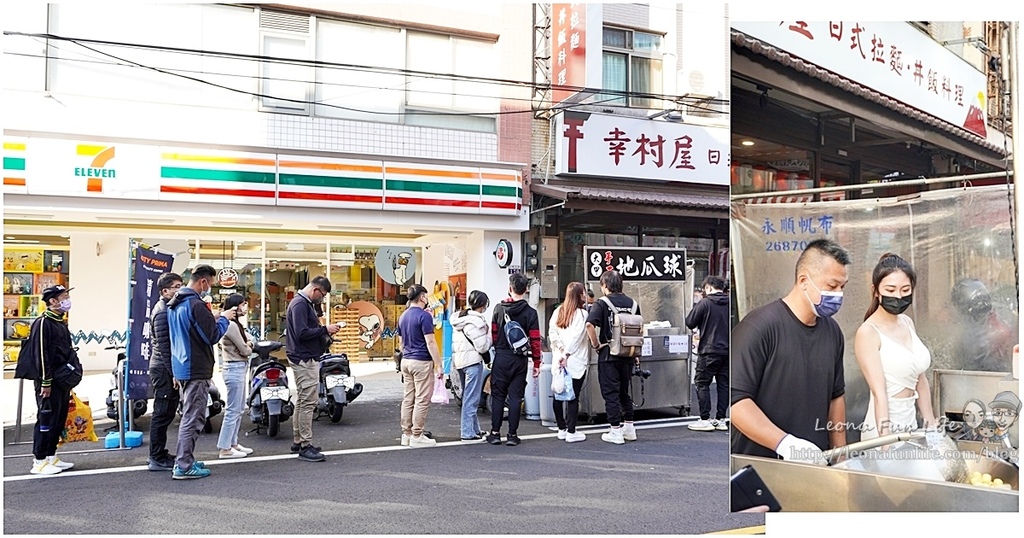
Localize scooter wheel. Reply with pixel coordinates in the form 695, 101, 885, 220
268, 415, 280, 437
329, 402, 344, 423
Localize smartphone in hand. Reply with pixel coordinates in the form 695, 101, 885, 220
730, 465, 782, 512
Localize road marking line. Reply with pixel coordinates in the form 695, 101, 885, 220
3, 418, 698, 483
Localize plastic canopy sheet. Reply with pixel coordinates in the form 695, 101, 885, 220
731, 185, 1018, 439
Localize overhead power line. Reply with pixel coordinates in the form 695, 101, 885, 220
4, 31, 731, 114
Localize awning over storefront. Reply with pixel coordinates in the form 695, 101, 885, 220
532, 182, 729, 219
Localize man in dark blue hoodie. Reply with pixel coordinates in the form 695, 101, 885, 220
167, 264, 235, 480
686, 276, 731, 432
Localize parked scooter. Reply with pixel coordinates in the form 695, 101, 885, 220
447, 363, 491, 412
104, 343, 148, 428
104, 342, 224, 433
314, 349, 363, 423
247, 340, 294, 437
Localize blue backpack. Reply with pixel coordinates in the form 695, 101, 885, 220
501, 308, 531, 357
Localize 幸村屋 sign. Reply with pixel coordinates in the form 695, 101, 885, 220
584, 247, 687, 283
554, 111, 729, 184
732, 21, 990, 138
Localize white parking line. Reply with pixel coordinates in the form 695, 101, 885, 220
3, 418, 701, 482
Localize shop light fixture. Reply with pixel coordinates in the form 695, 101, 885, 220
317, 225, 384, 232
741, 140, 755, 146
4, 236, 13, 240
96, 216, 175, 224
3, 205, 264, 220
412, 229, 467, 235
4, 239, 40, 244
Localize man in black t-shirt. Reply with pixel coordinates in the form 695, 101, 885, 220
730, 239, 850, 464
586, 270, 642, 445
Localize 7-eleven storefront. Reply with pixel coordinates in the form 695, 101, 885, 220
3, 134, 528, 371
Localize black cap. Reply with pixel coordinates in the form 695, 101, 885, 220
41, 285, 74, 303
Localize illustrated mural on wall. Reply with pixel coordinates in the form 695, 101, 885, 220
374, 247, 417, 286
348, 301, 386, 350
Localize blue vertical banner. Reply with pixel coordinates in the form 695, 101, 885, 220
127, 246, 174, 400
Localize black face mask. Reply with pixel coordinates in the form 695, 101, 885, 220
880, 294, 913, 315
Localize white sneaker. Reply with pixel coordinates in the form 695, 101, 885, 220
218, 448, 247, 459
30, 459, 62, 475
565, 431, 587, 443
409, 435, 437, 448
401, 434, 410, 446
688, 419, 715, 432
47, 455, 74, 470
557, 429, 568, 440
601, 427, 625, 445
715, 419, 730, 431
621, 423, 637, 441
232, 444, 254, 454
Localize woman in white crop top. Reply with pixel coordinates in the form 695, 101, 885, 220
854, 253, 937, 441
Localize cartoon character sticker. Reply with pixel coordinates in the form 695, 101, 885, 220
348, 301, 385, 350
374, 247, 417, 286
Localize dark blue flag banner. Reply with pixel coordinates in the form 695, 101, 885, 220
127, 246, 174, 400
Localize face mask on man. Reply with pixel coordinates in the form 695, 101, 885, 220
880, 294, 912, 315
804, 277, 843, 318
59, 298, 72, 312
199, 280, 211, 299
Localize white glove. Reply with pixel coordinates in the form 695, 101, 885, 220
775, 434, 828, 466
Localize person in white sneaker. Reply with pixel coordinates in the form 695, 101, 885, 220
686, 276, 731, 433
585, 271, 641, 445
397, 284, 442, 448
15, 285, 80, 475
548, 282, 589, 443
216, 293, 254, 460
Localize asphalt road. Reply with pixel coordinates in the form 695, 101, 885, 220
3, 367, 761, 534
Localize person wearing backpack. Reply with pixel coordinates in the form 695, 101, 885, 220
586, 270, 643, 444
486, 273, 541, 446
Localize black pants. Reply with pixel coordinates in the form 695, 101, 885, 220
552, 373, 586, 433
489, 353, 528, 436
33, 380, 70, 460
694, 353, 729, 421
149, 370, 180, 461
598, 355, 634, 427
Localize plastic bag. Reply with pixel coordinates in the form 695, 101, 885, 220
554, 369, 575, 402
551, 364, 566, 394
431, 376, 450, 404
59, 392, 98, 446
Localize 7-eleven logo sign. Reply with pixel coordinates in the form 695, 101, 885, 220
74, 144, 116, 192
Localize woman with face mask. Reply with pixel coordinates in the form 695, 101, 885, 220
854, 253, 937, 441
216, 293, 254, 458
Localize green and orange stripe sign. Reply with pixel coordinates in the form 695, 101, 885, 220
160, 149, 277, 206
3, 139, 27, 193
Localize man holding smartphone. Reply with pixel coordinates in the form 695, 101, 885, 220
286, 276, 341, 462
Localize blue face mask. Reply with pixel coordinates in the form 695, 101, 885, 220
805, 277, 843, 318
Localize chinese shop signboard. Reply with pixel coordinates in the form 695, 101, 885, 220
554, 111, 729, 184
584, 247, 687, 283
732, 21, 990, 138
551, 3, 587, 104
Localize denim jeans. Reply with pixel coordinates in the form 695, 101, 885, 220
458, 363, 484, 439
217, 361, 247, 450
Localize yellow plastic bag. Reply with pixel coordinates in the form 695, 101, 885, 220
59, 392, 98, 446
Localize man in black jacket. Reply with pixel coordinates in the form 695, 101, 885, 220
147, 272, 182, 471
15, 285, 79, 475
286, 276, 341, 462
167, 265, 235, 480
685, 276, 730, 432
486, 273, 541, 447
